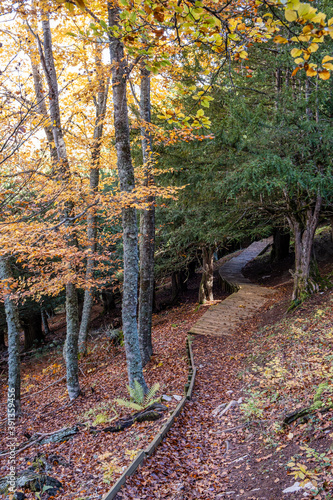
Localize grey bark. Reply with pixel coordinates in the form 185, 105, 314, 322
198, 246, 214, 304
39, 15, 80, 399
78, 51, 109, 355
41, 308, 51, 335
108, 3, 147, 391
0, 257, 21, 419
138, 65, 154, 366
286, 194, 322, 301
29, 57, 58, 163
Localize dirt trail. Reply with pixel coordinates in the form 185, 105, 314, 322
116, 242, 295, 500
190, 239, 274, 337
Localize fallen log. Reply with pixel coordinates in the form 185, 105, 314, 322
283, 404, 333, 426
94, 403, 168, 434
0, 426, 79, 457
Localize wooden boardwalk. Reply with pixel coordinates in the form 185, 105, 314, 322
189, 238, 275, 337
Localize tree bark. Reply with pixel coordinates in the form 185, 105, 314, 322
0, 257, 21, 419
39, 14, 80, 399
29, 57, 58, 163
286, 195, 322, 301
198, 246, 214, 304
22, 310, 44, 351
108, 4, 147, 391
138, 65, 154, 367
78, 49, 109, 355
41, 308, 51, 336
271, 227, 290, 262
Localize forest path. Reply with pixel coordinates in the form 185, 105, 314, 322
189, 238, 274, 337
116, 240, 287, 500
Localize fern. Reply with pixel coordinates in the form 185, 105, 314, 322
114, 399, 142, 411
115, 382, 160, 411
129, 380, 145, 405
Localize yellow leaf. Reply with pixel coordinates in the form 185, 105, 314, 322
311, 12, 326, 23
322, 55, 333, 63
294, 57, 304, 64
318, 69, 330, 80
323, 63, 333, 70
308, 43, 319, 53
285, 9, 298, 22
303, 24, 313, 35
298, 34, 311, 42
196, 109, 204, 117
291, 67, 300, 77
328, 18, 333, 26
291, 48, 302, 57
287, 0, 300, 9
274, 35, 288, 44
298, 3, 310, 17
306, 67, 317, 76
239, 50, 248, 59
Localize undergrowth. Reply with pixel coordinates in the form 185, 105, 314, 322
241, 291, 333, 497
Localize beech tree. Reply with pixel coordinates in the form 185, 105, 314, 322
0, 257, 21, 420
108, 2, 147, 390
138, 66, 155, 366
78, 47, 109, 355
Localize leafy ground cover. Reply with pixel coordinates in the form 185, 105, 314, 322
116, 245, 333, 499
0, 297, 216, 499
1, 240, 333, 499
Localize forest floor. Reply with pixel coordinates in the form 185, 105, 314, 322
0, 230, 333, 499
117, 230, 333, 500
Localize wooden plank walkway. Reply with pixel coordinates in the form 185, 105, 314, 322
189, 238, 275, 337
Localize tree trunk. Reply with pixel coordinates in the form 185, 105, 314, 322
0, 257, 21, 419
102, 290, 117, 314
138, 65, 154, 367
287, 195, 322, 302
39, 15, 80, 399
29, 56, 58, 163
171, 271, 187, 304
108, 4, 147, 391
41, 308, 51, 335
271, 227, 290, 262
78, 49, 109, 355
0, 327, 5, 349
23, 310, 44, 351
65, 283, 80, 400
198, 246, 214, 304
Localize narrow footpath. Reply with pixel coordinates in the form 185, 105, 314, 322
116, 241, 290, 500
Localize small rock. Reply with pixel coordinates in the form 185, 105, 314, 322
173, 395, 182, 401
238, 397, 243, 404
199, 364, 204, 368
282, 481, 315, 493
161, 395, 172, 402
226, 390, 233, 395
283, 482, 302, 493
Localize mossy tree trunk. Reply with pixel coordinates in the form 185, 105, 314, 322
286, 194, 322, 302
138, 65, 154, 367
0, 257, 21, 419
39, 15, 80, 400
108, 3, 147, 391
78, 48, 109, 355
